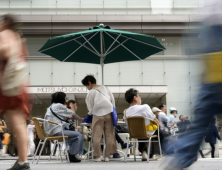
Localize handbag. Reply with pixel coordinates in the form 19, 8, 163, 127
50, 107, 75, 131
1, 37, 28, 97
93, 88, 118, 127
82, 114, 93, 123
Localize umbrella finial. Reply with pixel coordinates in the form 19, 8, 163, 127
99, 23, 104, 27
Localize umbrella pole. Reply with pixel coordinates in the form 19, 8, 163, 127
101, 64, 104, 85
100, 30, 104, 85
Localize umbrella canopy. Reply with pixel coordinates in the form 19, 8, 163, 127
39, 24, 165, 84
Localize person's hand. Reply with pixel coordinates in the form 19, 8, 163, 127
69, 102, 75, 109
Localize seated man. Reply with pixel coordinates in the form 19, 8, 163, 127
123, 88, 161, 161
44, 92, 84, 163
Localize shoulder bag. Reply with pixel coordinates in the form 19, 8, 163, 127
50, 107, 75, 131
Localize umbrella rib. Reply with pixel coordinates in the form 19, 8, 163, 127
81, 34, 100, 56
106, 39, 129, 56
63, 32, 100, 61
74, 39, 100, 57
104, 34, 121, 56
111, 32, 165, 50
39, 32, 93, 53
62, 45, 83, 62
105, 32, 142, 60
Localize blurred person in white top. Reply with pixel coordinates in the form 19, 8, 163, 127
82, 75, 117, 162
27, 120, 35, 156
124, 88, 161, 161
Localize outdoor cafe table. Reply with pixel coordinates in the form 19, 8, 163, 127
80, 121, 127, 161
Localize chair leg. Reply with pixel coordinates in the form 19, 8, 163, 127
58, 143, 62, 162
32, 140, 42, 163
37, 139, 47, 164
126, 138, 129, 163
63, 138, 70, 163
158, 138, 163, 159
134, 139, 137, 162
147, 138, 152, 163
49, 141, 56, 161
88, 141, 91, 160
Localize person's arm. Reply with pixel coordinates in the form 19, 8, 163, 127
153, 118, 162, 128
69, 103, 76, 116
214, 125, 221, 141
86, 92, 94, 115
73, 114, 83, 122
2, 120, 7, 130
163, 114, 168, 122
144, 105, 161, 127
171, 120, 178, 127
78, 117, 84, 122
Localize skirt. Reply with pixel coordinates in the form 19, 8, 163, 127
0, 86, 30, 119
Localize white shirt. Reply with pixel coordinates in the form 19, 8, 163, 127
86, 86, 115, 117
27, 124, 35, 140
123, 104, 156, 136
158, 111, 168, 130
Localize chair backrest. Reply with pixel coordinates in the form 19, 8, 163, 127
126, 116, 148, 139
32, 117, 45, 140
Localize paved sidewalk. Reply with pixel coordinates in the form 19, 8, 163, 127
1, 157, 222, 170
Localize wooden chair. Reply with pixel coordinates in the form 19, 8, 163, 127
32, 117, 69, 164
126, 116, 162, 163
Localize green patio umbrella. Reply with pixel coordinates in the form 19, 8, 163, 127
39, 24, 165, 85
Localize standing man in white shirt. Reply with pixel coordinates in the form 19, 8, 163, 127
27, 120, 35, 156
158, 103, 169, 131
124, 88, 161, 161
82, 75, 117, 162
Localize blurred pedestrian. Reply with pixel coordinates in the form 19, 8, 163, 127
159, 1, 222, 169
0, 14, 31, 169
205, 118, 221, 158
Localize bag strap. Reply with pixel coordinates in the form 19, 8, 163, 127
50, 107, 67, 123
93, 88, 108, 99
93, 88, 113, 104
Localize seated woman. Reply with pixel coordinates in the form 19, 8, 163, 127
44, 92, 84, 163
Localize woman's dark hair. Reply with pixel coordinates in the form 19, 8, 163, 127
1, 14, 18, 30
158, 103, 165, 110
125, 88, 139, 104
67, 100, 76, 109
81, 75, 96, 86
51, 92, 66, 105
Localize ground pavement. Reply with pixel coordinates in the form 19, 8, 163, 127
1, 156, 222, 170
